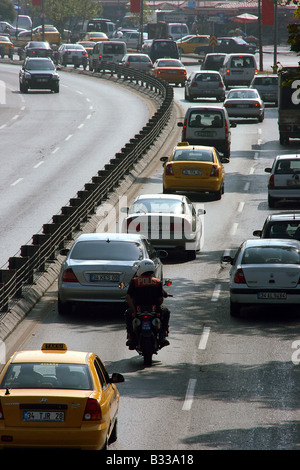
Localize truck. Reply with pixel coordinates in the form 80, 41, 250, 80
278, 66, 300, 145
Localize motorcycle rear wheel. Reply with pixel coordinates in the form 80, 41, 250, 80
143, 338, 153, 367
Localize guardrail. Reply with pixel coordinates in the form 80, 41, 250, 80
0, 63, 174, 313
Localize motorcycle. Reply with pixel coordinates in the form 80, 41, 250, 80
120, 280, 172, 366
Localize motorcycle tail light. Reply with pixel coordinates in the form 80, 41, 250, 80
62, 268, 78, 283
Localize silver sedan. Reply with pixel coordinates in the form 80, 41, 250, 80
222, 238, 300, 317
223, 87, 265, 122
57, 233, 167, 315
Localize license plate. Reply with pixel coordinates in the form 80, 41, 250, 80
90, 273, 120, 282
141, 321, 151, 330
167, 70, 176, 74
257, 292, 287, 299
196, 131, 214, 137
287, 180, 300, 186
23, 411, 65, 422
236, 104, 247, 108
37, 78, 48, 82
182, 169, 202, 175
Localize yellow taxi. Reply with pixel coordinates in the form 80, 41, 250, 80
161, 142, 225, 199
77, 40, 96, 56
0, 35, 14, 58
0, 343, 124, 450
33, 25, 61, 46
151, 58, 187, 86
176, 35, 210, 54
83, 32, 108, 42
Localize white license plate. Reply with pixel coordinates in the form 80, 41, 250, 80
23, 411, 65, 422
37, 78, 48, 82
287, 180, 300, 186
257, 292, 287, 299
196, 131, 214, 137
142, 321, 151, 330
183, 169, 202, 175
90, 273, 120, 282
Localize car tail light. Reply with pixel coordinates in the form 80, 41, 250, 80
99, 54, 102, 60
83, 398, 102, 421
126, 60, 130, 66
82, 51, 88, 56
182, 119, 187, 140
165, 164, 174, 176
226, 68, 230, 76
210, 165, 219, 177
126, 217, 140, 232
234, 268, 246, 284
251, 102, 260, 108
268, 174, 275, 188
225, 119, 229, 138
62, 268, 78, 283
0, 401, 4, 419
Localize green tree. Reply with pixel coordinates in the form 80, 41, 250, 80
0, 0, 16, 22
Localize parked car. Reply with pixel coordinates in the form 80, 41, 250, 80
200, 53, 227, 71
176, 35, 210, 54
0, 342, 124, 450
184, 70, 225, 102
151, 58, 187, 86
177, 105, 235, 159
119, 53, 153, 71
0, 35, 14, 58
224, 88, 265, 122
57, 43, 88, 68
250, 73, 278, 105
57, 233, 167, 315
265, 154, 300, 208
19, 57, 60, 93
253, 212, 300, 240
161, 141, 225, 200
121, 193, 205, 259
222, 239, 300, 317
219, 53, 258, 88
19, 41, 54, 60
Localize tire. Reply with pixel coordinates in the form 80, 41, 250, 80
214, 187, 222, 200
279, 133, 289, 145
142, 338, 153, 367
109, 419, 118, 444
268, 194, 276, 208
163, 186, 172, 194
230, 300, 240, 317
258, 113, 264, 123
57, 297, 72, 315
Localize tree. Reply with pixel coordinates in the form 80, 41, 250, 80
0, 0, 16, 22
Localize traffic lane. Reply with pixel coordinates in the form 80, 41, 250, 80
0, 65, 151, 266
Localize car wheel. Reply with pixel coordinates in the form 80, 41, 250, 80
268, 194, 276, 208
57, 297, 72, 315
258, 113, 264, 123
186, 249, 196, 261
163, 186, 172, 194
109, 419, 118, 444
230, 300, 240, 317
279, 133, 289, 145
214, 187, 222, 200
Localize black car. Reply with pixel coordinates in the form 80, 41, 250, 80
195, 36, 256, 56
19, 41, 54, 60
19, 57, 60, 93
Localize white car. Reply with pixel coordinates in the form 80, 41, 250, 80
223, 88, 264, 122
265, 154, 300, 208
121, 194, 205, 259
222, 239, 300, 317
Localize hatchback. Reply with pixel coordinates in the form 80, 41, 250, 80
184, 70, 225, 102
265, 154, 300, 207
57, 233, 167, 314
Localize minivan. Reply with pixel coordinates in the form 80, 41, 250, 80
177, 105, 236, 159
89, 41, 127, 71
219, 53, 258, 88
141, 39, 179, 63
168, 23, 189, 40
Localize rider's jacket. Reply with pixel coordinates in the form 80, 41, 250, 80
127, 275, 163, 306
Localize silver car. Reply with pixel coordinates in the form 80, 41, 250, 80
121, 194, 205, 259
184, 70, 226, 102
57, 233, 166, 315
250, 74, 278, 105
57, 43, 88, 68
119, 53, 153, 71
265, 154, 300, 208
224, 88, 265, 122
222, 239, 300, 317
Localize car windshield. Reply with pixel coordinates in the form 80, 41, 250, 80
25, 60, 55, 70
70, 241, 144, 260
254, 76, 277, 86
131, 199, 185, 214
0, 363, 93, 390
66, 44, 83, 50
0, 36, 10, 42
242, 246, 300, 264
28, 42, 48, 47
228, 90, 258, 99
173, 149, 214, 162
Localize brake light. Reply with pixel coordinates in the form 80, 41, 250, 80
82, 51, 88, 56
268, 174, 275, 188
226, 68, 230, 76
126, 60, 130, 66
210, 165, 219, 177
83, 398, 102, 421
99, 54, 102, 60
182, 119, 187, 140
165, 164, 174, 176
126, 217, 140, 232
62, 268, 78, 283
142, 314, 150, 320
234, 268, 246, 284
225, 119, 229, 137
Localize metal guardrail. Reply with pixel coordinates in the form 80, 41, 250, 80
0, 63, 174, 313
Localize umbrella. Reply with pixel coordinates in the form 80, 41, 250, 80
230, 13, 258, 34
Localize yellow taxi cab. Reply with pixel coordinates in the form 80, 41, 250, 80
33, 25, 61, 46
83, 32, 108, 42
0, 343, 124, 450
161, 142, 225, 199
151, 58, 187, 86
0, 35, 14, 58
77, 40, 96, 56
176, 35, 210, 54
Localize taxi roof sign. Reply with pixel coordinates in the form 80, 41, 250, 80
41, 343, 68, 351
177, 141, 189, 146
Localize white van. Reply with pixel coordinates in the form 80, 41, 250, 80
219, 53, 258, 89
168, 23, 189, 40
177, 105, 236, 159
89, 41, 127, 71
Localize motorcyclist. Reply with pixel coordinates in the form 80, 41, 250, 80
125, 259, 170, 350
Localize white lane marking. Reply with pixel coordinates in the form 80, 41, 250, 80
65, 134, 72, 141
211, 284, 221, 302
182, 378, 197, 411
238, 201, 244, 212
230, 223, 238, 235
33, 161, 44, 169
86, 114, 91, 119
249, 167, 255, 175
11, 178, 23, 186
244, 182, 250, 191
12, 114, 19, 120
198, 326, 211, 350
0, 124, 7, 130
78, 123, 84, 129
52, 147, 60, 154
254, 152, 259, 160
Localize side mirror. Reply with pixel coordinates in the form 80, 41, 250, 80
253, 230, 262, 237
229, 121, 237, 128
221, 255, 233, 264
265, 168, 272, 173
160, 156, 168, 164
110, 372, 125, 384
155, 249, 168, 259
59, 248, 69, 256
120, 206, 129, 213
177, 122, 183, 127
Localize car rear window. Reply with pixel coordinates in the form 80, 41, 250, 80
194, 73, 220, 82
189, 111, 223, 128
131, 199, 185, 214
230, 56, 255, 68
103, 43, 125, 54
275, 159, 300, 174
242, 246, 300, 264
70, 241, 144, 260
173, 149, 214, 162
253, 77, 277, 86
0, 363, 93, 390
265, 222, 300, 239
